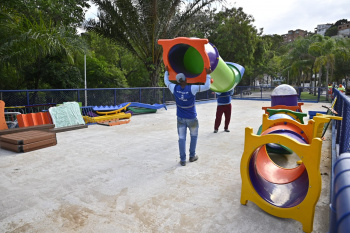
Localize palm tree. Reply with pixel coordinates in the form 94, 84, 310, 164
0, 9, 88, 89
285, 37, 316, 88
333, 37, 350, 87
0, 10, 87, 68
309, 36, 336, 100
87, 0, 224, 87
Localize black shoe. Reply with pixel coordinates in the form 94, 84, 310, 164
180, 161, 186, 166
189, 156, 198, 162
224, 129, 230, 132
214, 130, 218, 133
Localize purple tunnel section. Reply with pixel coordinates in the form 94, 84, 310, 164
167, 42, 219, 78
266, 129, 308, 152
249, 129, 310, 208
204, 42, 220, 71
267, 129, 308, 144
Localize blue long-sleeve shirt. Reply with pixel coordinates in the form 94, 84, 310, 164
216, 90, 234, 105
164, 71, 211, 118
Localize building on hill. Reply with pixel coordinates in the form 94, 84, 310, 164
282, 29, 308, 43
316, 24, 332, 36
337, 22, 350, 38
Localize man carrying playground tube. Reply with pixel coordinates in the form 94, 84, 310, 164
164, 66, 212, 166
213, 89, 234, 133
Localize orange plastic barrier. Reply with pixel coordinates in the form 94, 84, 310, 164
0, 100, 7, 130
17, 112, 52, 128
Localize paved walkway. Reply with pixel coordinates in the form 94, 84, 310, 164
0, 100, 331, 233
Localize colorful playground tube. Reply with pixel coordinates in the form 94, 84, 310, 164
331, 153, 350, 233
257, 109, 308, 154
240, 113, 342, 232
158, 37, 244, 92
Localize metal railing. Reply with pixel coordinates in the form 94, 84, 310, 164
0, 86, 332, 107
328, 89, 350, 233
233, 86, 331, 103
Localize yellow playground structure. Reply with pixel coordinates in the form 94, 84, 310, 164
82, 103, 132, 124
240, 112, 342, 232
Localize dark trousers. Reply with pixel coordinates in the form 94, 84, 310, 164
214, 103, 232, 130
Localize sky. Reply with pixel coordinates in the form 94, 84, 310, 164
84, 0, 349, 35
227, 0, 349, 35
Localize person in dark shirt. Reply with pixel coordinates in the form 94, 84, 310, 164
213, 90, 234, 133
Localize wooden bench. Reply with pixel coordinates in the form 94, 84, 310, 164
0, 130, 57, 153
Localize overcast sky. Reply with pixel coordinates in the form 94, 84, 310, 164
85, 0, 349, 35
228, 0, 349, 35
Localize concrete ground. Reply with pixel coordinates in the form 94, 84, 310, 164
0, 100, 332, 233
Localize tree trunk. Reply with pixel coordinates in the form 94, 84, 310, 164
325, 63, 330, 100
146, 60, 161, 87
316, 68, 322, 96
150, 69, 159, 87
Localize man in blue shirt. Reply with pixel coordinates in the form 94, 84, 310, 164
214, 90, 234, 133
164, 66, 212, 166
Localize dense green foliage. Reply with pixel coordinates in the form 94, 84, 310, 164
87, 0, 224, 86
0, 1, 349, 90
325, 26, 338, 37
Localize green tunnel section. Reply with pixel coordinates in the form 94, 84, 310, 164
210, 60, 242, 93
183, 47, 204, 76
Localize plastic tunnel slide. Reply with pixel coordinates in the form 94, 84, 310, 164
240, 114, 342, 233
158, 37, 245, 93
331, 153, 350, 233
256, 109, 307, 154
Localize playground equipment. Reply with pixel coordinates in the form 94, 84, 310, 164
49, 102, 86, 128
328, 89, 350, 233
93, 102, 167, 111
0, 100, 7, 130
97, 119, 131, 126
240, 112, 342, 232
158, 37, 244, 92
262, 103, 304, 114
0, 100, 57, 152
332, 153, 350, 233
16, 112, 52, 127
0, 100, 55, 136
257, 108, 307, 154
81, 105, 132, 125
271, 84, 299, 106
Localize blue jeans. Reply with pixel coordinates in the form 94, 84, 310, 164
177, 117, 199, 161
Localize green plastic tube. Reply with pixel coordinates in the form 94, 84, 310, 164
210, 57, 241, 93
